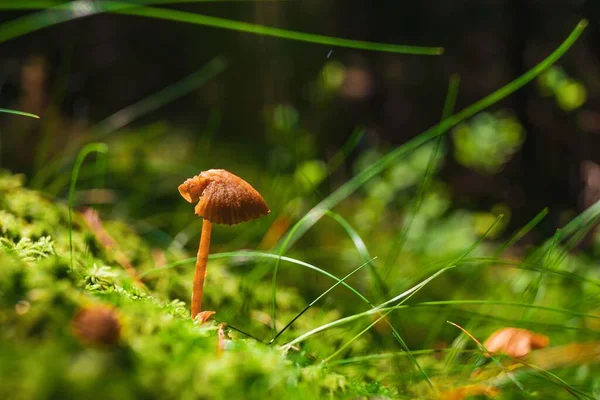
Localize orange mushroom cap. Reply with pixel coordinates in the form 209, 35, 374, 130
178, 169, 270, 225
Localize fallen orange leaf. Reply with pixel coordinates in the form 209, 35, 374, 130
483, 327, 549, 358
439, 384, 500, 399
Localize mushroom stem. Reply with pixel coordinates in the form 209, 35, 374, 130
191, 218, 212, 319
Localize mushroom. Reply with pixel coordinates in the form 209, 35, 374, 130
178, 169, 270, 320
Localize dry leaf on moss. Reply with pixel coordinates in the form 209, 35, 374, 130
483, 327, 549, 358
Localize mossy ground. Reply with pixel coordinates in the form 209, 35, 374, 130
2, 169, 600, 400
0, 172, 366, 400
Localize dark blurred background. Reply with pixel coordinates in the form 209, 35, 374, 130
0, 0, 599, 242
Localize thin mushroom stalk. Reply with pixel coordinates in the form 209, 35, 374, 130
192, 218, 212, 318
178, 169, 270, 321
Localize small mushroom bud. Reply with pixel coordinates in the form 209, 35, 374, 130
71, 305, 122, 347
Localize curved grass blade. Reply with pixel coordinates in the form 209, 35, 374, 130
320, 215, 502, 363
522, 229, 561, 321
325, 210, 389, 298
0, 0, 291, 9
140, 250, 371, 304
494, 208, 549, 257
275, 20, 588, 253
0, 1, 104, 44
268, 257, 377, 345
0, 108, 39, 118
68, 143, 108, 269
284, 298, 600, 350
114, 5, 443, 55
326, 128, 365, 174
525, 199, 600, 279
413, 300, 600, 320
453, 257, 600, 287
328, 348, 479, 367
0, 1, 443, 55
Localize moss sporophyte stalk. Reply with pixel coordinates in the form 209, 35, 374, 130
178, 169, 270, 321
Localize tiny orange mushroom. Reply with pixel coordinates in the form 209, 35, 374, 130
483, 327, 549, 358
178, 169, 270, 320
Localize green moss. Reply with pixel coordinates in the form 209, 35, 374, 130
0, 171, 372, 399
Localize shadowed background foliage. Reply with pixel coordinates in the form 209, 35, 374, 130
1, 1, 599, 240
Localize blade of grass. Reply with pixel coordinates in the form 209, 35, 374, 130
324, 210, 387, 298
284, 298, 600, 350
0, 1, 105, 43
114, 4, 443, 55
494, 208, 549, 257
0, 0, 290, 8
328, 348, 479, 367
0, 1, 443, 54
525, 199, 600, 273
413, 300, 600, 320
383, 74, 460, 276
268, 256, 377, 345
0, 108, 39, 118
140, 250, 371, 304
326, 128, 365, 174
522, 229, 561, 320
68, 143, 108, 269
320, 215, 502, 363
275, 20, 588, 253
422, 308, 597, 334
454, 257, 600, 287
546, 199, 600, 248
